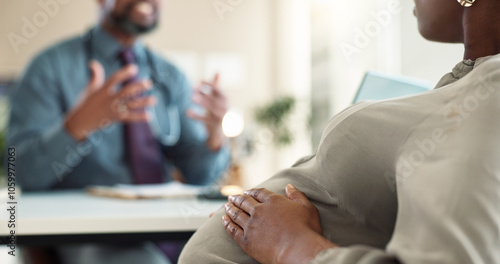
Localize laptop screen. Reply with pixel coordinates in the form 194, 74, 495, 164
353, 71, 432, 104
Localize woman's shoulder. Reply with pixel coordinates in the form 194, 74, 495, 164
464, 54, 500, 94
454, 54, 500, 115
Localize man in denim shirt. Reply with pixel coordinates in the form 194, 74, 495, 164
8, 0, 230, 263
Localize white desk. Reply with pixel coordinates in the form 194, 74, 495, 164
0, 190, 225, 245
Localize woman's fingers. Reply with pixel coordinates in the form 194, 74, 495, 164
244, 188, 276, 203
228, 194, 260, 215
225, 202, 250, 229
222, 215, 245, 245
285, 184, 312, 207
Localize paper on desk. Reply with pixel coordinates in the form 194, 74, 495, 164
86, 182, 208, 200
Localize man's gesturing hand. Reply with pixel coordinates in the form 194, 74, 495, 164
64, 60, 157, 141
187, 73, 228, 151
223, 185, 337, 264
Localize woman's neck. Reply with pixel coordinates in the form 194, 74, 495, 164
463, 4, 500, 61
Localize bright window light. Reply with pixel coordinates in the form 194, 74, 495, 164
222, 110, 244, 138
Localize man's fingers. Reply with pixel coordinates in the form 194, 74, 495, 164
192, 91, 215, 109
199, 73, 222, 96
244, 188, 276, 203
119, 111, 151, 123
225, 202, 250, 229
212, 73, 220, 86
191, 91, 226, 118
88, 60, 105, 92
126, 96, 157, 111
115, 80, 152, 99
200, 82, 222, 97
228, 194, 260, 215
186, 109, 206, 122
222, 215, 245, 246
191, 98, 213, 114
104, 64, 139, 92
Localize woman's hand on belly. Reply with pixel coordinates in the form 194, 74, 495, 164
222, 184, 337, 264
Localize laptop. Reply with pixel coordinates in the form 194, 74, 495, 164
353, 71, 432, 104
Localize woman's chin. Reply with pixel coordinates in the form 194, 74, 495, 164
418, 27, 463, 44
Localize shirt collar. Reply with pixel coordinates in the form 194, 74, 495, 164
90, 25, 146, 62
451, 55, 494, 80
434, 54, 497, 89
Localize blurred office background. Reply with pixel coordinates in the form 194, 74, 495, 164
0, 0, 462, 262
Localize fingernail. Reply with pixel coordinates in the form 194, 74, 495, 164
222, 215, 228, 224
224, 202, 231, 211
243, 190, 250, 195
228, 195, 235, 202
287, 184, 296, 190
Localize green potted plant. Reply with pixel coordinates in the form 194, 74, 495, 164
254, 96, 296, 147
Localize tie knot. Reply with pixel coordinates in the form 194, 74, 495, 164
119, 49, 136, 65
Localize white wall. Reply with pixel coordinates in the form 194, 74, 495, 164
399, 0, 464, 83
244, 0, 312, 188
310, 0, 404, 117
0, 1, 97, 77
310, 0, 464, 119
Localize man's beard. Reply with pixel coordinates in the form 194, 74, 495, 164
108, 3, 158, 36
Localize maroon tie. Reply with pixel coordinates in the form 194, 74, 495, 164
119, 49, 163, 184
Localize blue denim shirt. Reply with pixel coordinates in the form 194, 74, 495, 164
8, 26, 230, 191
